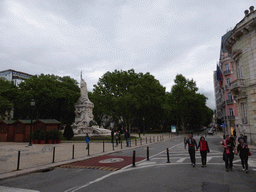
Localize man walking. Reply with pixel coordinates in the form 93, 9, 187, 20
185, 134, 198, 167
124, 130, 130, 147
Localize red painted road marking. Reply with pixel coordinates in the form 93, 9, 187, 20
65, 155, 145, 169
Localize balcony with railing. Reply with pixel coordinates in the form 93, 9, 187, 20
224, 70, 231, 76
226, 99, 233, 105
226, 116, 235, 121
230, 79, 245, 94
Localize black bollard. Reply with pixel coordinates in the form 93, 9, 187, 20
103, 141, 105, 152
72, 145, 74, 159
166, 148, 170, 163
132, 150, 136, 167
52, 147, 55, 163
17, 151, 20, 170
88, 143, 90, 156
147, 146, 150, 161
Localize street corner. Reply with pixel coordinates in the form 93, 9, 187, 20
59, 155, 145, 171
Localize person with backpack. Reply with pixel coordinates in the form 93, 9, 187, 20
222, 135, 236, 172
236, 138, 250, 173
184, 134, 198, 167
197, 136, 210, 167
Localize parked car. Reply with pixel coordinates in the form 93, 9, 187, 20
208, 128, 214, 135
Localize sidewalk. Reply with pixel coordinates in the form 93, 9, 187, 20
0, 133, 178, 180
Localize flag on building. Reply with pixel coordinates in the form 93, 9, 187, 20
217, 64, 223, 89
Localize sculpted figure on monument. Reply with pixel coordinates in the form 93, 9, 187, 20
80, 72, 89, 101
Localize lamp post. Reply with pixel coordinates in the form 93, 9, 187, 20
29, 99, 35, 146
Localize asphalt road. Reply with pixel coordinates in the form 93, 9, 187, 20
1, 132, 256, 192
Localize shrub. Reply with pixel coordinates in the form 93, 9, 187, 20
38, 130, 47, 140
32, 129, 41, 140
47, 130, 55, 140
63, 124, 74, 140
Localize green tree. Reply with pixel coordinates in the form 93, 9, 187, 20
63, 124, 74, 140
170, 74, 211, 132
0, 78, 18, 120
15, 74, 80, 124
92, 69, 166, 131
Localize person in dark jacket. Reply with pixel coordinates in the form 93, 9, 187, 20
124, 130, 130, 147
236, 139, 250, 173
222, 135, 236, 172
197, 136, 210, 167
184, 134, 198, 167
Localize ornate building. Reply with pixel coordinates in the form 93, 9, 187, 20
225, 6, 256, 144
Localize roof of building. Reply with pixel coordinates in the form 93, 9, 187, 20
0, 69, 33, 77
1, 119, 61, 124
37, 119, 61, 124
1, 120, 16, 124
220, 31, 232, 56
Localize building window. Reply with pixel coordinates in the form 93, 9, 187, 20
226, 78, 231, 86
227, 93, 232, 101
237, 60, 243, 78
241, 102, 247, 124
225, 63, 230, 71
229, 108, 234, 116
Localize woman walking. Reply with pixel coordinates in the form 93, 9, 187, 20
236, 139, 250, 173
197, 136, 210, 167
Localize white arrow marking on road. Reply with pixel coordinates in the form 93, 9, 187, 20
177, 158, 186, 163
207, 157, 212, 162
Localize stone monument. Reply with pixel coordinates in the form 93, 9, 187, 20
72, 72, 111, 135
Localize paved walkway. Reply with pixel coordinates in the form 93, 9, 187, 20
0, 133, 178, 180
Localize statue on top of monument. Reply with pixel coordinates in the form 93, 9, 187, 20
80, 71, 89, 101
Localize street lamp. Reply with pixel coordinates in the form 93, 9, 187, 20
29, 99, 35, 146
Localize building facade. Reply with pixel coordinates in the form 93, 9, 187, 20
225, 6, 256, 145
214, 31, 239, 135
0, 69, 33, 86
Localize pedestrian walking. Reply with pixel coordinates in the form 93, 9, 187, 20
115, 131, 120, 146
238, 134, 244, 144
222, 135, 236, 172
197, 136, 210, 167
236, 139, 250, 173
85, 133, 90, 149
184, 134, 198, 167
124, 129, 130, 147
233, 129, 237, 139
138, 129, 141, 138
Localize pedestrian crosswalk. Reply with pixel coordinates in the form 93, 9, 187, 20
137, 142, 256, 168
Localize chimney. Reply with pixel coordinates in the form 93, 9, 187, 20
249, 6, 254, 13
244, 10, 249, 16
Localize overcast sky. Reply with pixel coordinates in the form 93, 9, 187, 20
1, 0, 255, 110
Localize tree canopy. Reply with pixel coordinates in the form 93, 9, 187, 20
14, 74, 80, 124
91, 69, 166, 131
0, 78, 18, 120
